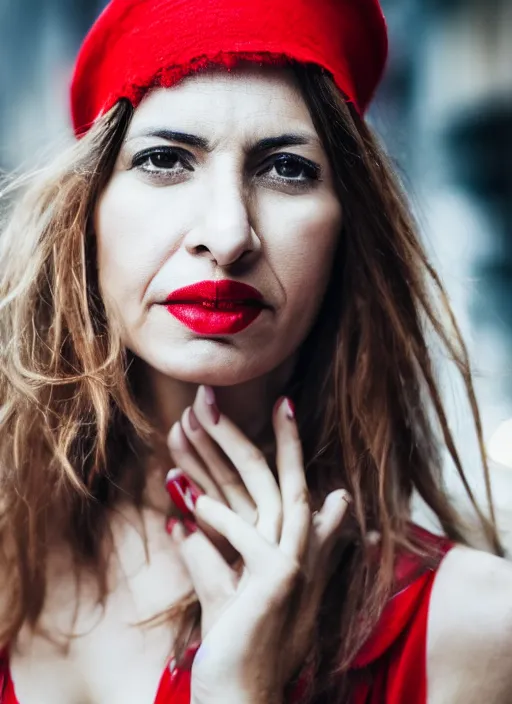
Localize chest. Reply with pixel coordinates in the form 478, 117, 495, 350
9, 509, 194, 704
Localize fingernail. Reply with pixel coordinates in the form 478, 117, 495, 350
341, 490, 352, 505
165, 470, 204, 517
274, 396, 293, 419
326, 489, 351, 508
166, 517, 180, 535
202, 385, 220, 425
188, 407, 200, 432
276, 396, 295, 420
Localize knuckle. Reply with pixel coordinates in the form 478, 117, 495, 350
244, 505, 259, 527
257, 557, 305, 608
217, 472, 244, 489
293, 489, 312, 513
244, 445, 266, 466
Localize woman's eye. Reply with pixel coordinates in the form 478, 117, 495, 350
131, 148, 193, 175
258, 154, 321, 184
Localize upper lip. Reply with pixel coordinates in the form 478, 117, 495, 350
164, 280, 266, 305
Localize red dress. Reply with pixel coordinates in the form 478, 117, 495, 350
0, 527, 452, 704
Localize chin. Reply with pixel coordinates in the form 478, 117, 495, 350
140, 345, 280, 387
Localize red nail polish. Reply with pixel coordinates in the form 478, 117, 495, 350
165, 470, 204, 517
166, 517, 180, 535
203, 385, 220, 425
188, 408, 200, 432
274, 396, 285, 415
286, 398, 295, 420
274, 396, 295, 420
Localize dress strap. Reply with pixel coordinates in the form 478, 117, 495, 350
349, 528, 454, 704
0, 649, 9, 703
153, 643, 317, 704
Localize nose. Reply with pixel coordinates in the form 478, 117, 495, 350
184, 168, 260, 268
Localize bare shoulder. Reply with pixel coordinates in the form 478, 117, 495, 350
427, 545, 512, 703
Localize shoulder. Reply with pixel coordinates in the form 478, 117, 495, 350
427, 545, 512, 703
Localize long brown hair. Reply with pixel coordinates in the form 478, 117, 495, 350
0, 63, 501, 700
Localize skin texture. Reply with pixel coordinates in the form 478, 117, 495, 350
10, 67, 345, 704
174, 390, 351, 703
427, 546, 512, 704
95, 67, 342, 443
7, 68, 512, 704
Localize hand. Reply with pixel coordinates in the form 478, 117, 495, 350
166, 386, 351, 703
167, 386, 259, 566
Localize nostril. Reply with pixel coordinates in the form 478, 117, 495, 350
194, 245, 209, 255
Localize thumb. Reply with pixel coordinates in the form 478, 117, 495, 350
170, 521, 239, 634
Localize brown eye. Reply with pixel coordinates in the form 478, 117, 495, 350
146, 152, 181, 169
257, 153, 321, 183
275, 156, 315, 179
131, 147, 194, 174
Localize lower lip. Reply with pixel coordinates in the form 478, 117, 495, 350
165, 303, 263, 335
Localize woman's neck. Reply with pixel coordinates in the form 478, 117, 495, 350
135, 354, 297, 511
145, 357, 296, 442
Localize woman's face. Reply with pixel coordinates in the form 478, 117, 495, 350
95, 67, 342, 385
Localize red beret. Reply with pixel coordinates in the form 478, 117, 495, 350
71, 0, 388, 136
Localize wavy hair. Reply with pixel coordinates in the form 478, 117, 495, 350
0, 64, 501, 701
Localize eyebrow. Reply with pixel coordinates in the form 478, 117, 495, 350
126, 129, 319, 153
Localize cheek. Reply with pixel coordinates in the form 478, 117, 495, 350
94, 177, 185, 308
262, 194, 342, 314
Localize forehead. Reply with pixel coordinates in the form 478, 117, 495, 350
127, 66, 316, 139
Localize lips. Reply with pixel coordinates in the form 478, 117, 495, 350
163, 280, 266, 335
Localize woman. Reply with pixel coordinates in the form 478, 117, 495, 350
1, 0, 512, 702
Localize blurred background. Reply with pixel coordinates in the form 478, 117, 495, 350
0, 0, 511, 546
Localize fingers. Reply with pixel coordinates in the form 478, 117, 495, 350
169, 520, 240, 636
168, 388, 345, 575
273, 397, 311, 561
305, 489, 352, 598
167, 422, 225, 505
314, 489, 352, 548
180, 406, 257, 525
191, 386, 283, 545
194, 495, 298, 586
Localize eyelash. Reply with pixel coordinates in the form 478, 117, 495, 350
130, 147, 322, 187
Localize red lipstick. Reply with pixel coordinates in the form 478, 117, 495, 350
164, 280, 266, 335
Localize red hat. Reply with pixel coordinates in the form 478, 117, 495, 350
71, 0, 388, 136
